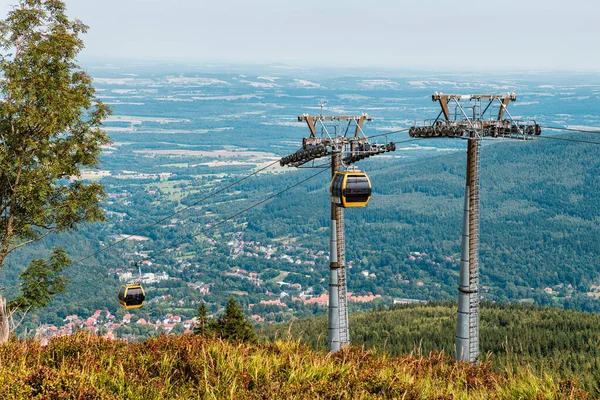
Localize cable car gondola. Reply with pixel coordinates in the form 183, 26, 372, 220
118, 263, 145, 309
118, 283, 145, 309
330, 170, 372, 208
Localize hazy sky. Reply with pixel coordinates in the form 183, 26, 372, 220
1, 0, 599, 71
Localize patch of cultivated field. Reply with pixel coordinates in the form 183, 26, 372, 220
201, 160, 255, 167
78, 170, 112, 180
269, 271, 290, 283
133, 148, 277, 158
151, 180, 202, 201
104, 115, 191, 124
116, 234, 151, 241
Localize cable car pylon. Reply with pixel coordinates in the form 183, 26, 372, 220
280, 107, 395, 352
409, 93, 541, 363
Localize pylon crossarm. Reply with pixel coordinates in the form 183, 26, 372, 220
279, 145, 331, 167
343, 142, 396, 165
498, 104, 524, 135
280, 114, 395, 168
298, 114, 373, 139
410, 93, 540, 141
316, 118, 337, 144
450, 97, 481, 138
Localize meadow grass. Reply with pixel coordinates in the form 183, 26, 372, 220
0, 333, 590, 399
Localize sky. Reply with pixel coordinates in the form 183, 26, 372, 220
0, 0, 599, 71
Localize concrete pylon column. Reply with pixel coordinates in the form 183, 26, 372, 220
328, 151, 341, 352
328, 216, 340, 352
336, 195, 349, 347
456, 180, 470, 360
456, 139, 480, 363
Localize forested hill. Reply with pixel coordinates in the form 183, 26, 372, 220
246, 132, 600, 310
260, 302, 600, 395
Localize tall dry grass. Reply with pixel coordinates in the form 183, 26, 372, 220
0, 333, 590, 399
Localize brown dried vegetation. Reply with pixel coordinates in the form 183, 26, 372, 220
0, 333, 590, 399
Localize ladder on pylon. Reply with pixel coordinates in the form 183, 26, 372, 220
336, 208, 350, 346
468, 139, 480, 362
338, 267, 349, 346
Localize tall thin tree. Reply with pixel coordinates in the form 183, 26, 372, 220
194, 302, 209, 336
0, 0, 110, 341
210, 297, 256, 343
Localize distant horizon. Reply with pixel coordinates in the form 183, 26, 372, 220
2, 0, 599, 73
79, 57, 600, 75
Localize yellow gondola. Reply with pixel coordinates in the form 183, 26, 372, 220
330, 170, 372, 208
118, 283, 145, 309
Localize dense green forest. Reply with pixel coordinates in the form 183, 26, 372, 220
261, 302, 600, 395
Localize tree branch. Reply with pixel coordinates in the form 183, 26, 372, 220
0, 151, 26, 264
5, 228, 57, 256
5, 35, 25, 146
8, 304, 32, 333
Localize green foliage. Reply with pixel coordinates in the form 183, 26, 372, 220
0, 0, 110, 268
193, 302, 208, 336
208, 297, 256, 343
0, 332, 590, 399
261, 302, 600, 396
7, 247, 69, 312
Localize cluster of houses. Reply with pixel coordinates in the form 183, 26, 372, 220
116, 171, 174, 180
106, 190, 130, 200
225, 267, 260, 286
247, 290, 384, 308
34, 310, 196, 344
408, 251, 447, 267
187, 282, 214, 294
292, 292, 384, 305
226, 232, 324, 268
545, 283, 574, 296
105, 190, 133, 207
110, 267, 170, 285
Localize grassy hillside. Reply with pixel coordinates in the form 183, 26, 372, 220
260, 302, 600, 396
0, 332, 590, 399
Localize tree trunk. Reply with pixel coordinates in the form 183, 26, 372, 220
0, 295, 9, 343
